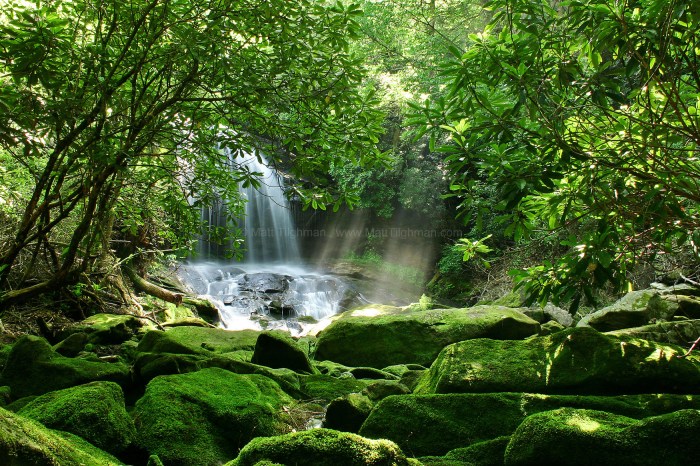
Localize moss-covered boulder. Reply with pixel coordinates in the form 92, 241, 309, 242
504, 408, 700, 465
324, 393, 374, 433
17, 381, 135, 455
444, 436, 510, 466
606, 319, 700, 345
359, 392, 700, 457
0, 335, 131, 398
137, 326, 262, 355
251, 332, 314, 373
0, 406, 122, 464
133, 367, 293, 466
60, 313, 142, 345
53, 332, 89, 357
362, 380, 411, 402
576, 290, 679, 331
226, 428, 412, 466
299, 374, 369, 402
416, 327, 700, 395
315, 305, 540, 368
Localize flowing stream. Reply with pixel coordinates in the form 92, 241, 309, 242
182, 151, 361, 334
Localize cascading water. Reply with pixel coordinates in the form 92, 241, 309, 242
182, 149, 362, 334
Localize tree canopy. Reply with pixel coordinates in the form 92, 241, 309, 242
0, 0, 384, 304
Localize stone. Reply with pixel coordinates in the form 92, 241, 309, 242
359, 392, 700, 457
60, 313, 142, 345
539, 320, 566, 335
315, 305, 540, 368
362, 380, 411, 402
444, 436, 510, 466
299, 374, 369, 402
134, 367, 293, 466
225, 428, 412, 466
323, 393, 374, 433
137, 326, 263, 355
576, 290, 679, 331
606, 319, 700, 346
0, 335, 131, 398
251, 332, 314, 374
0, 406, 122, 464
17, 381, 136, 455
416, 327, 700, 395
349, 367, 399, 380
504, 408, 700, 465
649, 282, 700, 297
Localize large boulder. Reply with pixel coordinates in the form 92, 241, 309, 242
136, 326, 262, 355
58, 313, 142, 345
133, 367, 293, 466
251, 332, 314, 374
315, 305, 540, 368
0, 406, 122, 465
416, 327, 700, 395
323, 393, 374, 433
0, 335, 131, 398
576, 290, 679, 331
17, 381, 136, 456
358, 392, 700, 457
225, 428, 412, 466
606, 319, 700, 346
504, 408, 700, 465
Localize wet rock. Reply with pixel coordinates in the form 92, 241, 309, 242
237, 273, 291, 293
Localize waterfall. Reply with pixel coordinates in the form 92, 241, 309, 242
238, 154, 300, 263
197, 149, 300, 262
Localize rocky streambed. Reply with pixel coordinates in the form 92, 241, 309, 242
1, 282, 700, 465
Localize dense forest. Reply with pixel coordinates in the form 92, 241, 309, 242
1, 0, 700, 465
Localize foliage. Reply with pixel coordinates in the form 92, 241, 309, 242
413, 0, 700, 310
0, 0, 384, 302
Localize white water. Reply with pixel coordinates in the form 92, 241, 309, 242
187, 150, 358, 333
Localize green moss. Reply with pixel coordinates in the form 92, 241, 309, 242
17, 381, 135, 455
416, 327, 700, 395
251, 332, 314, 374
62, 313, 142, 345
137, 327, 264, 355
359, 392, 700, 457
324, 393, 374, 433
606, 319, 700, 345
362, 380, 411, 402
446, 436, 510, 465
0, 335, 131, 398
315, 306, 540, 368
299, 374, 369, 401
0, 406, 122, 465
226, 428, 412, 466
314, 360, 353, 377
504, 408, 700, 465
134, 367, 293, 466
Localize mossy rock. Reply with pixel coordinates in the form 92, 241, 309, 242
446, 436, 510, 466
0, 406, 122, 464
315, 305, 540, 368
225, 428, 412, 466
60, 313, 142, 345
359, 392, 700, 457
17, 381, 136, 455
539, 320, 565, 335
606, 319, 700, 346
504, 408, 700, 465
323, 393, 374, 433
314, 360, 353, 377
53, 332, 89, 357
133, 351, 305, 398
134, 367, 294, 466
251, 332, 314, 374
299, 374, 369, 401
362, 380, 411, 402
0, 335, 131, 398
576, 290, 679, 331
349, 367, 399, 380
416, 327, 700, 395
137, 327, 264, 355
